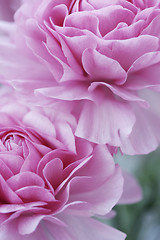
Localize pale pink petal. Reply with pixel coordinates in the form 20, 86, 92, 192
37, 150, 75, 179
0, 175, 23, 204
82, 48, 126, 85
0, 42, 52, 83
17, 214, 65, 235
142, 15, 160, 38
35, 83, 91, 101
0, 220, 47, 240
55, 156, 92, 203
47, 215, 126, 240
75, 145, 115, 181
16, 186, 55, 202
0, 102, 28, 120
0, 159, 13, 180
50, 4, 68, 26
23, 111, 56, 139
55, 121, 76, 153
100, 35, 159, 71
65, 12, 101, 36
0, 113, 17, 126
126, 52, 160, 90
75, 137, 93, 159
25, 19, 64, 81
118, 171, 142, 204
25, 24, 85, 83
89, 82, 148, 106
87, 0, 137, 13
68, 165, 123, 215
75, 99, 136, 146
0, 0, 20, 21
43, 158, 63, 191
57, 34, 97, 69
92, 5, 134, 36
0, 153, 24, 175
104, 20, 145, 40
7, 172, 45, 191
20, 141, 42, 172
120, 104, 160, 154
0, 202, 47, 214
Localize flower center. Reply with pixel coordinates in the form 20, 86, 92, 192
4, 134, 23, 152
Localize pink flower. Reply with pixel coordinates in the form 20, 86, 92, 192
0, 89, 126, 240
1, 0, 160, 154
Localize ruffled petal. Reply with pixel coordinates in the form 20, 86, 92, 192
126, 52, 160, 90
68, 165, 123, 215
75, 99, 136, 146
82, 48, 126, 85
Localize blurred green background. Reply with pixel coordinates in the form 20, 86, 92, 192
101, 149, 160, 240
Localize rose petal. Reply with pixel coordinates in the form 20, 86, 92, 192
142, 15, 160, 38
65, 12, 101, 36
16, 186, 55, 202
0, 153, 24, 175
0, 159, 13, 180
0, 202, 47, 214
43, 158, 63, 191
82, 48, 126, 85
104, 20, 145, 40
37, 150, 76, 178
7, 172, 45, 191
0, 175, 23, 204
91, 5, 134, 36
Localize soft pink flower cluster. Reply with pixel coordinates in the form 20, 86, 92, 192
0, 0, 159, 239
0, 88, 142, 240
1, 0, 160, 154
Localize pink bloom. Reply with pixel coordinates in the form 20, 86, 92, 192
1, 0, 160, 154
0, 88, 126, 240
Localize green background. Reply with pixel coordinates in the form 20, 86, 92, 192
100, 149, 160, 240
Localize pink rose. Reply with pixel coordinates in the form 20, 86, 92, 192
0, 89, 126, 240
1, 0, 160, 154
